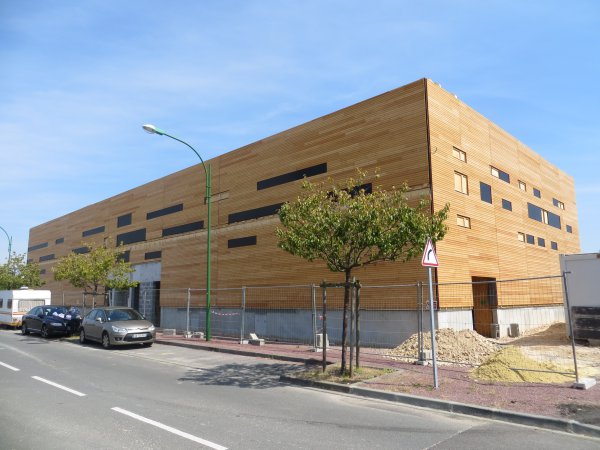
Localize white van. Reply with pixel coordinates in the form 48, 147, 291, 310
0, 288, 52, 328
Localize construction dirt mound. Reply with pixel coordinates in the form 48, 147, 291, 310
385, 328, 500, 366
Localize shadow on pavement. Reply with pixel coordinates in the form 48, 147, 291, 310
178, 362, 302, 389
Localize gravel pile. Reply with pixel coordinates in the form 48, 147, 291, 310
385, 328, 500, 365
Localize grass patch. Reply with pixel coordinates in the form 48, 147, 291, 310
296, 365, 393, 384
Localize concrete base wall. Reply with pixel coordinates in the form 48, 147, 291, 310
160, 305, 565, 346
494, 306, 565, 337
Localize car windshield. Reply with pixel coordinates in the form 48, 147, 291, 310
106, 309, 143, 322
42, 307, 68, 316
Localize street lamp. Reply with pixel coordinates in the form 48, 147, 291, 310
142, 124, 213, 341
0, 225, 12, 262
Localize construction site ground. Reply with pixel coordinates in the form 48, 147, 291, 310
156, 323, 600, 427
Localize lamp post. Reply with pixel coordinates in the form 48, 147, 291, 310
142, 124, 212, 341
0, 226, 12, 262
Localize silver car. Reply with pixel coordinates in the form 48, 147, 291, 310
79, 307, 155, 348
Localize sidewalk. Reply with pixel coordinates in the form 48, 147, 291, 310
155, 333, 600, 438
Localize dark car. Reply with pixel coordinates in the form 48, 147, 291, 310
79, 307, 155, 348
21, 305, 82, 338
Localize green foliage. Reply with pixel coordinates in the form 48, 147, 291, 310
276, 171, 449, 376
53, 240, 138, 295
0, 253, 45, 290
276, 172, 449, 273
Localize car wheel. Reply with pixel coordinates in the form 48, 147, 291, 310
79, 329, 87, 344
21, 323, 29, 335
143, 342, 153, 347
101, 332, 111, 349
41, 325, 49, 338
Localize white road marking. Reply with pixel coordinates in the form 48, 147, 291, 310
0, 361, 20, 371
111, 407, 227, 450
31, 376, 86, 397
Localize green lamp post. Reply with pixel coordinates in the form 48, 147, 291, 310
0, 226, 12, 262
142, 124, 212, 341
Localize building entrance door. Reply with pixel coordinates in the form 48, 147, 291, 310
471, 277, 497, 337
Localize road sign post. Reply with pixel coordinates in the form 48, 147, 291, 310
421, 238, 439, 389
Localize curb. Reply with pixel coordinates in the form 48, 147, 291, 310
156, 339, 322, 365
279, 375, 600, 439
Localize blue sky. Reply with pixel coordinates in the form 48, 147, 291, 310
1, 0, 599, 259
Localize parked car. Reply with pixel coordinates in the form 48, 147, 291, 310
21, 305, 82, 338
79, 307, 155, 349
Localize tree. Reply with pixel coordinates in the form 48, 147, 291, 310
0, 253, 45, 290
53, 240, 138, 304
276, 172, 449, 374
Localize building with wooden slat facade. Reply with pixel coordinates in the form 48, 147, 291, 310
28, 79, 580, 339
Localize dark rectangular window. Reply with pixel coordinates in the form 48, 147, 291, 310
39, 254, 55, 262
117, 251, 130, 263
480, 182, 492, 204
526, 234, 535, 245
118, 213, 132, 227
551, 241, 558, 250
72, 246, 90, 254
491, 166, 510, 183
257, 163, 327, 190
82, 225, 105, 237
527, 203, 543, 222
538, 237, 546, 247
228, 236, 257, 248
162, 221, 204, 237
533, 188, 541, 198
28, 242, 48, 252
55, 238, 64, 245
116, 228, 146, 245
547, 211, 561, 229
566, 225, 573, 233
228, 203, 284, 224
501, 199, 512, 211
145, 251, 162, 260
146, 203, 183, 220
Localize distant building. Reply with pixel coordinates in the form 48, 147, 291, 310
28, 79, 579, 339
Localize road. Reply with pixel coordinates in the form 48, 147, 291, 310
1, 329, 598, 450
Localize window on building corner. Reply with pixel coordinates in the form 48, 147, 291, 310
454, 172, 468, 194
491, 166, 510, 183
566, 224, 573, 233
452, 147, 466, 162
456, 215, 471, 228
480, 182, 492, 204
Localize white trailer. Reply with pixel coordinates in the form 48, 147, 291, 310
560, 253, 600, 341
0, 288, 52, 328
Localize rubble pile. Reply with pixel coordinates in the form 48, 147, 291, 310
386, 329, 500, 365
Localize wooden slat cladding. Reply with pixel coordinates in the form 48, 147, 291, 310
427, 79, 579, 308
28, 78, 579, 312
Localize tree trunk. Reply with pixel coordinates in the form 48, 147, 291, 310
340, 269, 352, 375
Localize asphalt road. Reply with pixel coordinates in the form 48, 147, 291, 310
1, 329, 599, 450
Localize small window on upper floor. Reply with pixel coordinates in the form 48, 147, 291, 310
456, 215, 471, 228
551, 241, 558, 250
533, 187, 541, 198
566, 224, 573, 233
538, 237, 546, 247
526, 234, 535, 245
519, 180, 527, 191
517, 232, 525, 242
454, 172, 468, 194
502, 199, 512, 211
480, 182, 492, 204
452, 147, 466, 162
491, 166, 510, 183
553, 198, 565, 210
